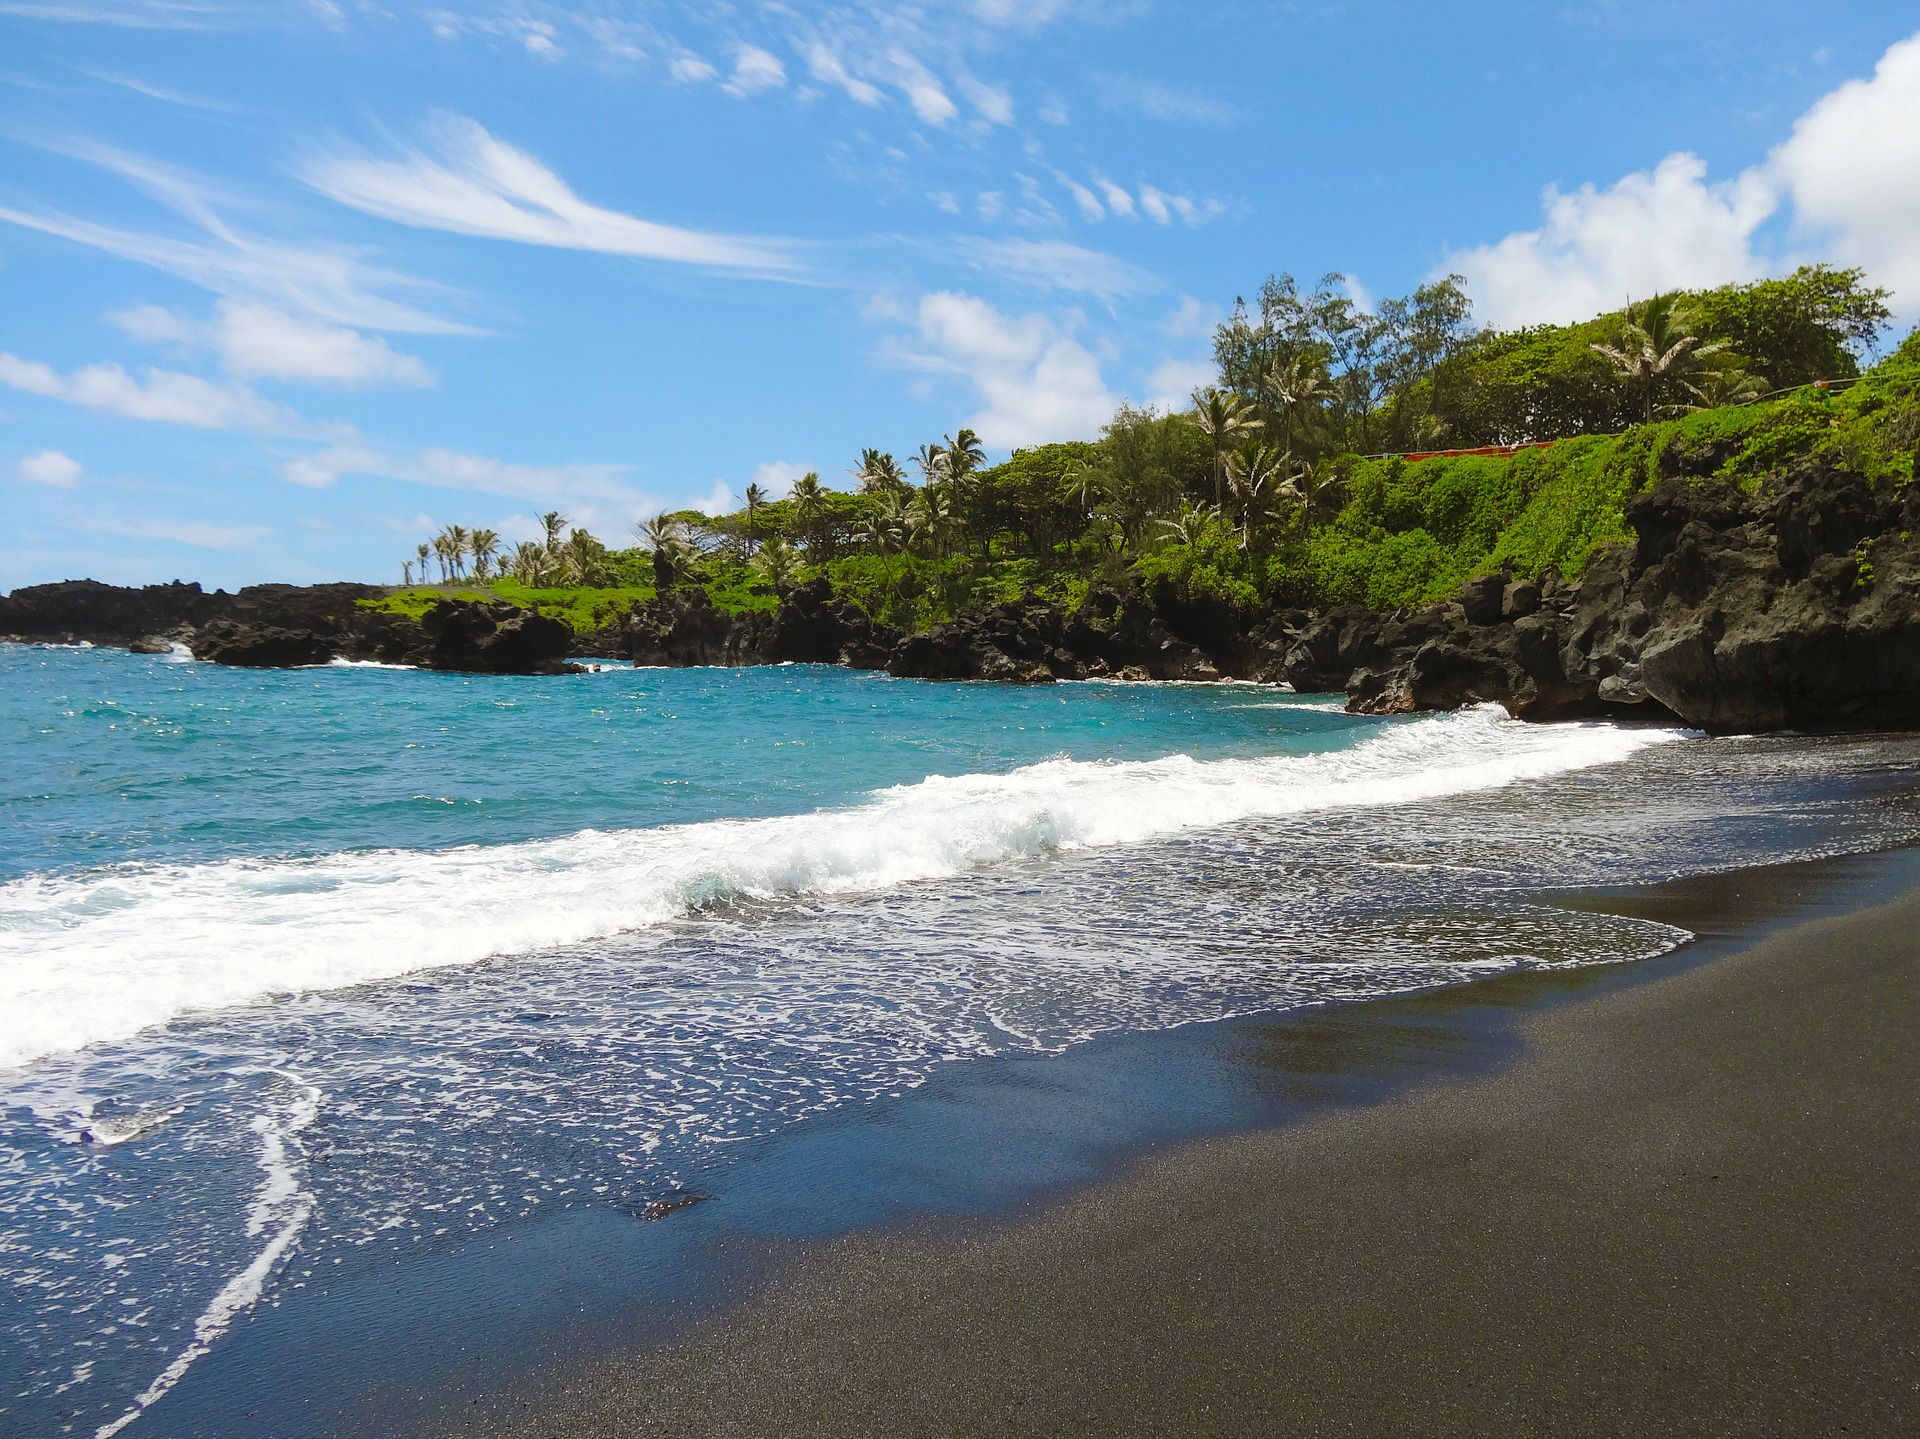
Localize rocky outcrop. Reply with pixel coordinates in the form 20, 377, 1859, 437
1338, 457, 1920, 730
580, 579, 897, 669
2, 580, 577, 675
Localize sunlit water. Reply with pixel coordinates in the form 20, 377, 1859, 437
3, 645, 1919, 1436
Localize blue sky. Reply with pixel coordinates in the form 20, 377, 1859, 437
4, 1, 1919, 588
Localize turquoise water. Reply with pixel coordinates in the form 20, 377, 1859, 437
4, 645, 1919, 1438
0, 647, 1369, 880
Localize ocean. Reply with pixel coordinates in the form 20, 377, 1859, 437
4, 644, 1919, 1436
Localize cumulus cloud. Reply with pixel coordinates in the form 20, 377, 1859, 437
1140, 356, 1217, 413
1446, 154, 1776, 328
893, 292, 1115, 449
1771, 32, 1920, 307
1447, 29, 1920, 325
110, 299, 436, 388
17, 449, 83, 487
0, 351, 302, 432
302, 113, 800, 276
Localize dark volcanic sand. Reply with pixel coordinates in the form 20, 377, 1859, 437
460, 868, 1920, 1438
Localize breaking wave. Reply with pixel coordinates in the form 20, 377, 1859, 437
0, 706, 1681, 1070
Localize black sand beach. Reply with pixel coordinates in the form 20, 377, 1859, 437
461, 862, 1920, 1438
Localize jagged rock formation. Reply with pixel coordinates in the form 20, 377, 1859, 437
0, 582, 578, 676
1342, 456, 1920, 730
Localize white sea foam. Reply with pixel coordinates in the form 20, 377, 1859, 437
0, 707, 1681, 1071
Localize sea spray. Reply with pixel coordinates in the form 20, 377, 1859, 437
0, 707, 1679, 1070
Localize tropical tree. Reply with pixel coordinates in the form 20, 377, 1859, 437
1260, 353, 1336, 456
509, 540, 558, 586
743, 482, 767, 551
1681, 363, 1768, 411
562, 527, 609, 585
1590, 293, 1731, 424
470, 528, 499, 581
748, 533, 798, 589
1224, 440, 1286, 546
414, 542, 431, 585
539, 510, 569, 552
638, 512, 695, 589
852, 448, 909, 495
906, 484, 955, 557
911, 442, 948, 492
788, 471, 829, 555
401, 559, 414, 585
1155, 500, 1224, 548
445, 525, 471, 580
1191, 387, 1262, 509
431, 533, 453, 581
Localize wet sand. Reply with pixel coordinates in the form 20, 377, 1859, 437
463, 869, 1920, 1437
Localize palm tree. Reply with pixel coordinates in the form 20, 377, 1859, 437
788, 471, 829, 556
912, 442, 948, 487
1224, 441, 1285, 547
1591, 293, 1730, 425
437, 524, 469, 581
1681, 363, 1767, 412
1275, 459, 1341, 534
907, 485, 954, 558
1191, 387, 1262, 510
470, 528, 499, 582
943, 428, 985, 480
743, 482, 767, 552
638, 513, 695, 590
1062, 458, 1103, 520
415, 541, 432, 585
1260, 353, 1335, 456
431, 533, 453, 582
539, 510, 569, 552
510, 540, 557, 586
1155, 501, 1222, 548
753, 534, 801, 588
402, 559, 414, 586
563, 527, 607, 585
851, 448, 909, 495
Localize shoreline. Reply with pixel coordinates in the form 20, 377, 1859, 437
450, 846, 1920, 1438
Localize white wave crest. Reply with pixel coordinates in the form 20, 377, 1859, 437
0, 708, 1681, 1070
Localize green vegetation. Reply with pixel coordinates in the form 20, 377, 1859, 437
367, 267, 1916, 638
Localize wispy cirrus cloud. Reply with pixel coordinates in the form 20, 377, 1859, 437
0, 138, 473, 334
281, 440, 640, 504
80, 513, 271, 549
952, 237, 1157, 299
301, 114, 804, 277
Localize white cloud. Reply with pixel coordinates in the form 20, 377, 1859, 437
886, 48, 957, 126
1446, 153, 1777, 328
280, 441, 639, 503
1446, 30, 1920, 327
110, 299, 435, 388
954, 238, 1157, 299
1140, 357, 1217, 413
802, 40, 884, 106
1037, 97, 1069, 127
893, 292, 1115, 448
1, 138, 468, 334
1161, 295, 1221, 339
1090, 172, 1135, 220
17, 449, 83, 487
1771, 31, 1920, 309
669, 53, 718, 83
1100, 76, 1237, 126
955, 70, 1013, 126
725, 44, 787, 96
82, 515, 271, 550
1058, 173, 1105, 222
1137, 183, 1223, 228
302, 113, 800, 276
746, 459, 809, 498
688, 478, 735, 513
0, 351, 302, 432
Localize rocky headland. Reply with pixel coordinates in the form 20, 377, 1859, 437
6, 454, 1918, 732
